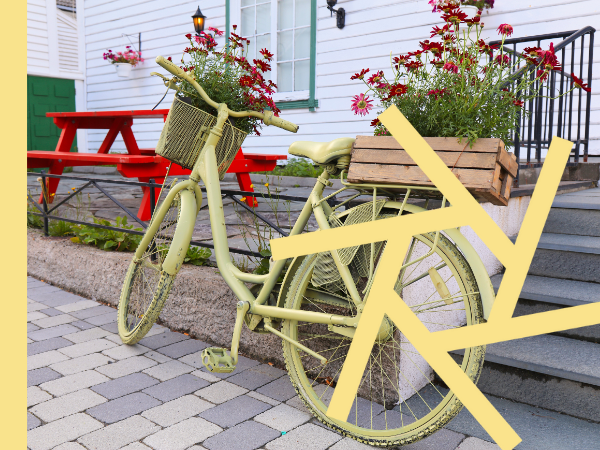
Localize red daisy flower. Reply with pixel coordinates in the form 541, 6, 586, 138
350, 68, 370, 80
497, 24, 513, 37
367, 71, 384, 85
571, 73, 591, 92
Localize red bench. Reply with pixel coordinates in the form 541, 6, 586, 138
27, 109, 286, 220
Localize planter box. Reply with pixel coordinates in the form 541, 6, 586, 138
347, 136, 518, 206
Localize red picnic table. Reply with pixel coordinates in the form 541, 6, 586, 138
27, 109, 287, 220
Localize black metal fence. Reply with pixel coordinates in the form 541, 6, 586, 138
490, 26, 595, 178
26, 172, 311, 259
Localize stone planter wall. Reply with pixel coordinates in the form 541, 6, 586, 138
27, 230, 283, 365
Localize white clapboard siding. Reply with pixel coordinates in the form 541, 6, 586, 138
84, 0, 600, 156
57, 9, 79, 72
27, 0, 50, 73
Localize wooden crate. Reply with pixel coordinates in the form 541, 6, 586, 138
347, 136, 518, 206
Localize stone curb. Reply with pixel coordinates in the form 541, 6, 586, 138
27, 230, 282, 366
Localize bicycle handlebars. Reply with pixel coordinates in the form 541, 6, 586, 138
155, 55, 299, 133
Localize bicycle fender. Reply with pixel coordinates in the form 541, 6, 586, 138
163, 189, 197, 275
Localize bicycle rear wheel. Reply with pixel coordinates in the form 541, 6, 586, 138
118, 188, 194, 344
281, 208, 485, 447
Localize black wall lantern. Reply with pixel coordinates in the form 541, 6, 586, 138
192, 6, 207, 35
326, 0, 345, 29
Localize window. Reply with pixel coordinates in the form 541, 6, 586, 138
233, 0, 313, 102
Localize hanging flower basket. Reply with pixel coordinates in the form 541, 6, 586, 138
103, 46, 143, 78
114, 63, 133, 78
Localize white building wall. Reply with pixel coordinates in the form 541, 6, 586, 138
83, 0, 599, 156
28, 0, 51, 73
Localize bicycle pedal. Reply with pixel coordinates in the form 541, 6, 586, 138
201, 347, 236, 373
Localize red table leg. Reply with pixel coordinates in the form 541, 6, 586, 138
37, 121, 76, 203
236, 172, 258, 207
137, 177, 164, 221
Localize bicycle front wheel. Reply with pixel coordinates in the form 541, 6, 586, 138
118, 187, 196, 345
281, 225, 485, 447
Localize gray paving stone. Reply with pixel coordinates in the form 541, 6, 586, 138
30, 388, 107, 423
55, 299, 99, 313
329, 438, 374, 449
31, 314, 77, 329
64, 327, 111, 344
199, 394, 272, 428
142, 360, 194, 381
27, 386, 53, 407
203, 420, 281, 450
141, 394, 214, 427
28, 350, 71, 371
52, 442, 88, 450
28, 311, 49, 321
195, 380, 248, 404
27, 413, 103, 450
26, 286, 64, 300
138, 330, 189, 350
456, 437, 500, 449
85, 311, 117, 326
144, 323, 169, 337
57, 338, 117, 358
28, 324, 79, 341
143, 374, 210, 402
38, 292, 87, 308
191, 369, 222, 383
95, 355, 157, 379
255, 376, 297, 402
38, 308, 64, 317
227, 364, 286, 391
49, 353, 113, 375
254, 403, 312, 432
70, 320, 97, 330
40, 370, 110, 397
247, 391, 281, 406
77, 414, 160, 450
28, 367, 62, 387
119, 443, 153, 450
144, 350, 173, 363
28, 412, 41, 430
86, 392, 162, 424
103, 333, 126, 345
102, 343, 150, 360
100, 321, 119, 333
28, 301, 49, 312
265, 423, 342, 450
402, 428, 465, 449
142, 417, 222, 450
91, 373, 160, 400
28, 337, 72, 356
70, 305, 115, 320
156, 339, 210, 359
28, 323, 41, 332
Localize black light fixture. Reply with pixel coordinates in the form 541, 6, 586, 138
192, 6, 207, 35
326, 0, 345, 29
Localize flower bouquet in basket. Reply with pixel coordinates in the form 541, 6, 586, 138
168, 27, 279, 136
350, 2, 589, 148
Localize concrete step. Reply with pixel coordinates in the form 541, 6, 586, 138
492, 273, 600, 343
491, 273, 600, 307
451, 334, 600, 421
544, 208, 600, 237
525, 233, 600, 282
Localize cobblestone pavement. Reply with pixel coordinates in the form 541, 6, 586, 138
28, 279, 600, 450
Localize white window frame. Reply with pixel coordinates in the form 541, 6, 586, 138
230, 0, 310, 102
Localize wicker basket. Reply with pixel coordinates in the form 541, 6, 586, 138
156, 97, 248, 179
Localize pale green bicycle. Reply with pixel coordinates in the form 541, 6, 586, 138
118, 55, 494, 447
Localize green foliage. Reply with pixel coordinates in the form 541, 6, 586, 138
254, 157, 340, 179
27, 201, 44, 229
184, 246, 212, 266
49, 220, 75, 237
253, 249, 272, 275
71, 216, 143, 252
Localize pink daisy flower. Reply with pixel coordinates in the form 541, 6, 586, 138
351, 93, 373, 116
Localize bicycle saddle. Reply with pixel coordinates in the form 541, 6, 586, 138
288, 137, 355, 164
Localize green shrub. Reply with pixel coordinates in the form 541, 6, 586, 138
71, 216, 143, 251
184, 246, 212, 266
